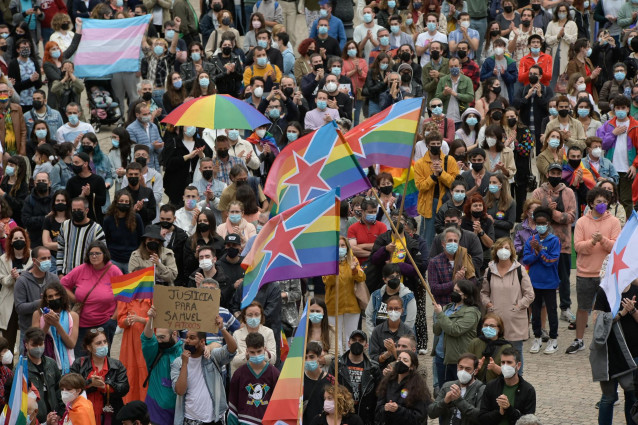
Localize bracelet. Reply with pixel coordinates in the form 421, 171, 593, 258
631, 308, 637, 315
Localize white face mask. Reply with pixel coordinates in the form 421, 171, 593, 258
199, 259, 214, 271
501, 364, 517, 378
576, 83, 587, 92
497, 248, 511, 260
61, 390, 78, 405
325, 82, 338, 92
256, 129, 267, 138
486, 137, 497, 147
494, 47, 505, 56
591, 147, 602, 158
460, 20, 470, 28
253, 87, 264, 98
387, 310, 401, 322
457, 369, 473, 384
1, 350, 13, 365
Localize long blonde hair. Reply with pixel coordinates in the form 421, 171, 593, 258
339, 235, 353, 264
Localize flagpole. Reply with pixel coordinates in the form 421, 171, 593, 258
334, 277, 339, 420
397, 97, 427, 220
371, 191, 436, 303
298, 299, 310, 425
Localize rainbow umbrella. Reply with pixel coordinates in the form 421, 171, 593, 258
161, 94, 270, 130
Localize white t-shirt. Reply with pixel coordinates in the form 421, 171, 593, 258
184, 356, 214, 423
612, 120, 630, 172
353, 23, 383, 62
415, 31, 448, 66
55, 122, 96, 144
447, 79, 461, 123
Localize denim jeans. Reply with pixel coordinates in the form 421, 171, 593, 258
354, 99, 363, 126
368, 100, 382, 117
599, 369, 637, 425
470, 18, 487, 64
420, 200, 438, 248
433, 354, 444, 391
111, 260, 129, 274
152, 89, 165, 112
510, 340, 524, 375
558, 253, 572, 311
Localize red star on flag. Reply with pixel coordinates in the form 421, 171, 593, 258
612, 247, 630, 282
343, 130, 365, 158
282, 152, 331, 202
262, 219, 307, 269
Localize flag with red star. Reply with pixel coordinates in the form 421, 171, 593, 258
264, 122, 370, 214
240, 189, 340, 308
600, 211, 638, 316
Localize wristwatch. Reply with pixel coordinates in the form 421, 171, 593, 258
478, 230, 485, 237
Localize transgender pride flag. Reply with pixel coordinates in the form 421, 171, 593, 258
74, 15, 150, 78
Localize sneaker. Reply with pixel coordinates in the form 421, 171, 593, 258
418, 349, 428, 355
530, 338, 542, 353
561, 308, 576, 322
565, 339, 585, 354
541, 329, 550, 342
544, 339, 558, 354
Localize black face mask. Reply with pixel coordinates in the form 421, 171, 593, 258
61, 23, 70, 30
548, 176, 562, 187
128, 177, 140, 187
221, 17, 230, 26
217, 149, 229, 159
504, 5, 513, 12
400, 52, 412, 62
522, 19, 531, 27
491, 29, 500, 37
471, 162, 484, 172
491, 111, 503, 121
350, 341, 364, 356
0, 45, 6, 52
379, 185, 393, 195
184, 344, 198, 354
12, 240, 25, 250
558, 109, 570, 118
491, 86, 501, 95
146, 241, 160, 252
507, 117, 517, 127
226, 247, 240, 258
401, 73, 411, 83
197, 222, 210, 233
54, 203, 67, 212
387, 277, 401, 290
48, 298, 63, 311
71, 210, 85, 222
222, 46, 232, 55
395, 361, 410, 374
430, 50, 440, 60
307, 49, 315, 56
135, 157, 147, 167
202, 170, 214, 180
282, 87, 294, 98
313, 64, 323, 72
568, 159, 581, 169
529, 74, 539, 84
117, 203, 131, 212
392, 221, 404, 234
159, 220, 172, 229
454, 154, 466, 162
82, 145, 94, 154
429, 145, 441, 156
71, 164, 84, 175
235, 180, 247, 187
32, 100, 43, 110
158, 339, 176, 350
532, 3, 541, 10
36, 182, 48, 193
471, 210, 483, 218
450, 291, 462, 303
457, 49, 467, 59
141, 92, 152, 101
212, 3, 222, 11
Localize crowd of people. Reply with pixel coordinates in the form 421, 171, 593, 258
0, 0, 637, 424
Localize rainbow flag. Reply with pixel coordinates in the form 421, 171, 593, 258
264, 122, 370, 214
380, 163, 418, 217
561, 154, 596, 190
111, 266, 154, 302
241, 190, 340, 308
262, 303, 308, 425
0, 356, 28, 425
345, 98, 423, 169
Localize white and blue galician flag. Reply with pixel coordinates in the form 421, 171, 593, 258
74, 15, 150, 78
600, 211, 638, 316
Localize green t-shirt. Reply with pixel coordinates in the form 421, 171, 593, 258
498, 383, 519, 425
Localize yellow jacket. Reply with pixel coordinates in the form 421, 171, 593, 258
323, 258, 366, 316
414, 152, 460, 218
242, 63, 282, 88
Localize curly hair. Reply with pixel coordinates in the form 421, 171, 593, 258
463, 193, 486, 218
323, 384, 355, 415
297, 38, 316, 57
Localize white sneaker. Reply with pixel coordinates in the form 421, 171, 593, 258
544, 339, 558, 354
418, 349, 428, 355
530, 338, 542, 353
561, 308, 576, 322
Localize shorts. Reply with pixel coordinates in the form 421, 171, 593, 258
576, 276, 600, 311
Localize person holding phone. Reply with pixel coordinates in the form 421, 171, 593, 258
128, 224, 178, 286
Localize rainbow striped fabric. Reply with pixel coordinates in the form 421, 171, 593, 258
111, 266, 154, 302
380, 164, 419, 217
241, 190, 340, 308
74, 15, 150, 78
345, 98, 422, 169
0, 356, 28, 425
261, 302, 308, 425
264, 122, 370, 214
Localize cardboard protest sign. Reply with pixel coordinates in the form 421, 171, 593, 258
153, 285, 220, 333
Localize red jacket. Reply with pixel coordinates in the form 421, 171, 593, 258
518, 53, 553, 86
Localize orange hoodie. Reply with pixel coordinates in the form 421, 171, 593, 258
574, 211, 621, 278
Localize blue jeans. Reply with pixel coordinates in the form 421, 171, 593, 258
235, 4, 245, 34
599, 368, 637, 425
354, 99, 363, 126
152, 89, 165, 112
75, 319, 117, 357
470, 18, 487, 64
420, 200, 438, 248
558, 253, 572, 311
433, 354, 444, 391
510, 340, 524, 375
368, 100, 382, 117
111, 260, 128, 274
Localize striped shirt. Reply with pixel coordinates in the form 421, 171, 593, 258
56, 219, 105, 275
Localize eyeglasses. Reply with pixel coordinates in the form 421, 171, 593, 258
430, 103, 442, 108
90, 327, 105, 334
88, 252, 103, 257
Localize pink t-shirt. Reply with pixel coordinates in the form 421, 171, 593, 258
61, 263, 123, 327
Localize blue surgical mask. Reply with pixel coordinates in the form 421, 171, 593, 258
615, 71, 626, 81
269, 108, 280, 119
380, 63, 389, 71
365, 213, 376, 223
347, 49, 357, 57
406, 18, 413, 25
309, 313, 324, 323
318, 26, 328, 35
173, 79, 183, 89
338, 247, 347, 258
4, 166, 14, 176
530, 46, 540, 54
257, 39, 269, 49
165, 29, 175, 40
111, 138, 120, 148
427, 22, 437, 32
548, 107, 558, 117
51, 49, 61, 59
390, 25, 400, 34
153, 45, 165, 56
68, 114, 79, 125
331, 67, 341, 77
228, 129, 240, 140
432, 106, 443, 115
35, 129, 47, 139
616, 109, 628, 119
482, 326, 497, 338
363, 13, 373, 23
95, 345, 108, 358
287, 131, 299, 141
466, 117, 478, 126
191, 52, 201, 62
445, 242, 458, 254
229, 213, 242, 223
246, 316, 261, 328
38, 259, 51, 272
452, 192, 465, 202
305, 360, 319, 371
488, 184, 500, 193
249, 354, 265, 364
536, 224, 548, 234
586, 47, 592, 57
199, 78, 210, 87
316, 100, 327, 110
379, 36, 390, 46
319, 8, 328, 17
257, 56, 268, 67
388, 0, 396, 7
184, 126, 197, 137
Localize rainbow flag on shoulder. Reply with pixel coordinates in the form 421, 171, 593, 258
262, 302, 308, 425
0, 355, 28, 425
380, 163, 418, 217
111, 266, 154, 302
345, 98, 423, 169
